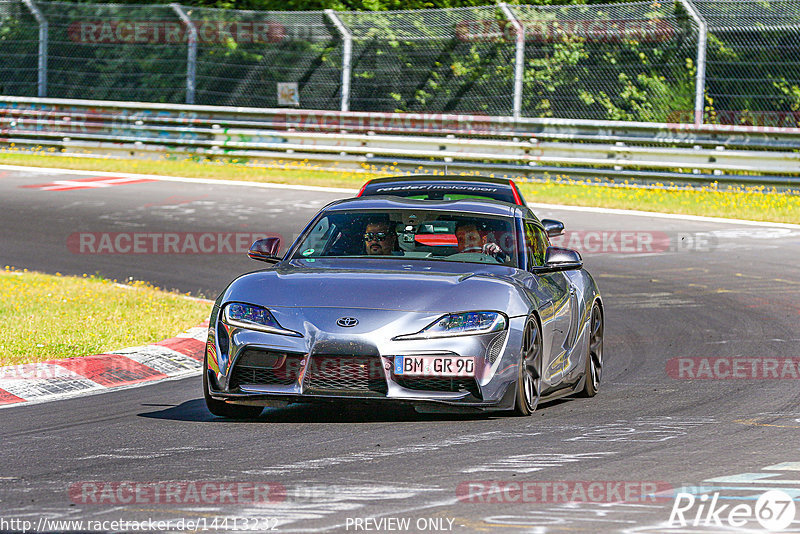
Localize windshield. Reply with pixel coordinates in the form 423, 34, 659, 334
291, 209, 518, 268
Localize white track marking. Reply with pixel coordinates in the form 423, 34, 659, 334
462, 452, 617, 474
0, 164, 357, 193
0, 364, 104, 399
528, 202, 800, 229
3, 163, 798, 228
602, 292, 699, 309
175, 326, 209, 341
111, 345, 202, 376
0, 373, 200, 410
764, 462, 800, 471
243, 432, 539, 475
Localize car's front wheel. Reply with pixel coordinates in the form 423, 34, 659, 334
203, 357, 263, 419
579, 302, 603, 397
514, 317, 542, 416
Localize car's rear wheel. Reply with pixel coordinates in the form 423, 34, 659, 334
580, 302, 604, 397
203, 356, 263, 419
514, 317, 542, 416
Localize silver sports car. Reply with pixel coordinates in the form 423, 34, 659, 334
204, 196, 603, 418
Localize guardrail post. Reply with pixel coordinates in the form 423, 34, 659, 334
325, 9, 352, 112
499, 3, 524, 120
22, 0, 47, 97
678, 0, 707, 127
171, 3, 197, 105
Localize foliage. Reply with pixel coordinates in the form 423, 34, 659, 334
1, 0, 799, 123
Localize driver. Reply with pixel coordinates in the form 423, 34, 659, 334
455, 221, 505, 258
363, 219, 401, 256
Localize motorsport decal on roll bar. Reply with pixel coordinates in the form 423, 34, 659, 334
373, 184, 500, 193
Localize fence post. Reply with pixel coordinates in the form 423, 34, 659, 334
325, 9, 352, 112
22, 0, 47, 97
171, 3, 197, 105
499, 3, 524, 120
678, 0, 707, 127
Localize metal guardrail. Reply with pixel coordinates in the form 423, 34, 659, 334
1, 96, 798, 186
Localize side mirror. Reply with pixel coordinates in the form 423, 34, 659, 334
541, 219, 565, 237
248, 237, 281, 264
544, 246, 582, 271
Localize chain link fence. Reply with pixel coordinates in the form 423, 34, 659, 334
188, 7, 343, 108
698, 0, 800, 127
0, 0, 39, 96
37, 1, 187, 102
511, 2, 699, 121
338, 6, 515, 115
1, 0, 799, 124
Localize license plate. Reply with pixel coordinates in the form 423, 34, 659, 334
394, 355, 474, 377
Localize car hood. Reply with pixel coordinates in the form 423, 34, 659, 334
220, 258, 529, 315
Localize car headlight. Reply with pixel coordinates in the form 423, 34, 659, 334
222, 303, 301, 337
395, 311, 507, 340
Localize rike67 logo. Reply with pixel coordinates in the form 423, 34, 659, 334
669, 490, 796, 531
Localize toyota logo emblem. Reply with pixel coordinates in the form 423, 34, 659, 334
336, 317, 359, 327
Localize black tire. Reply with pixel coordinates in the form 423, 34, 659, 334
514, 317, 543, 416
203, 357, 263, 419
579, 302, 604, 398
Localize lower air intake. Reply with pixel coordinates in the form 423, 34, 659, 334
229, 352, 304, 389
394, 376, 481, 399
303, 356, 387, 396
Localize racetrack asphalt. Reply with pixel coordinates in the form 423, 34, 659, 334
1, 166, 799, 533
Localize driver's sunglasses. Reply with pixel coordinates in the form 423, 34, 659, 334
364, 232, 390, 242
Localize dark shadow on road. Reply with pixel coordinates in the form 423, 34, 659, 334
138, 399, 514, 423
138, 400, 218, 422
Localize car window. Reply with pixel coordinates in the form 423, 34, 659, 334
524, 221, 549, 268
291, 209, 518, 268
305, 217, 332, 249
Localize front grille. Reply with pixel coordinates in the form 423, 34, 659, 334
229, 352, 304, 389
394, 376, 481, 399
303, 356, 387, 396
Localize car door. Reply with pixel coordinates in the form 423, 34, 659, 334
523, 220, 574, 393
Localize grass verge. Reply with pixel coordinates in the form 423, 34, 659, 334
0, 268, 210, 365
1, 151, 799, 224
0, 151, 368, 189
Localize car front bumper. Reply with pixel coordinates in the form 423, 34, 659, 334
205, 306, 526, 411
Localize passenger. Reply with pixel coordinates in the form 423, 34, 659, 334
455, 221, 505, 258
363, 220, 401, 256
